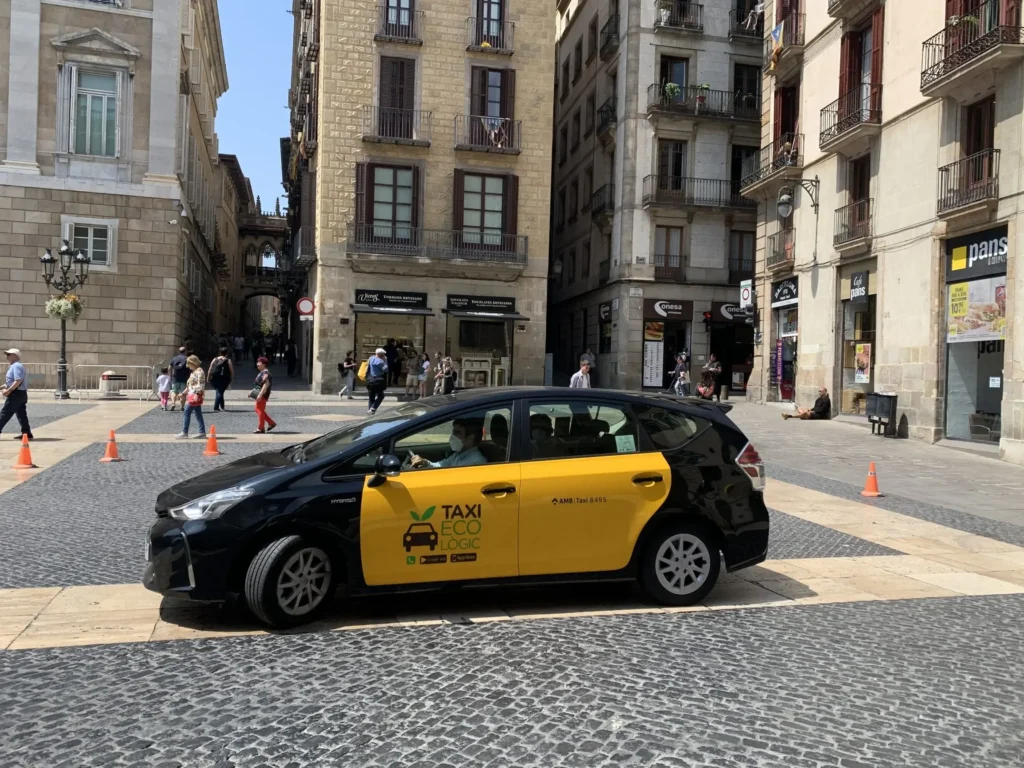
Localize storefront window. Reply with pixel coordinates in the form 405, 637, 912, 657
770, 278, 799, 402
444, 295, 527, 387
840, 270, 876, 415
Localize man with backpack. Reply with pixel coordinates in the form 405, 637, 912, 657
169, 346, 190, 412
207, 347, 234, 412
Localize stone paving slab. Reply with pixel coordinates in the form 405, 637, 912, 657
115, 404, 369, 436
1, 595, 1022, 767
0, 403, 93, 434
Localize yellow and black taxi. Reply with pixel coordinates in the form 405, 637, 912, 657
144, 388, 768, 628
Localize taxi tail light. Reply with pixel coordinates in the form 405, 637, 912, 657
736, 442, 765, 491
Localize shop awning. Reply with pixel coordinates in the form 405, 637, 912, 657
352, 304, 435, 316
444, 310, 531, 321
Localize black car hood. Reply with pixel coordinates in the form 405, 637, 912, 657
156, 450, 294, 511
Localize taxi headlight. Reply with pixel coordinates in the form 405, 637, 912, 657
169, 488, 253, 521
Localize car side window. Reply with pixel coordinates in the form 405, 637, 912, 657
633, 405, 710, 450
527, 402, 639, 460
324, 443, 385, 480
393, 405, 513, 471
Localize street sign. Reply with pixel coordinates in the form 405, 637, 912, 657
296, 297, 315, 315
740, 279, 753, 310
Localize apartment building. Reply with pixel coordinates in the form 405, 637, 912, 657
285, 0, 555, 394
744, 0, 1024, 461
548, 0, 764, 391
0, 0, 242, 370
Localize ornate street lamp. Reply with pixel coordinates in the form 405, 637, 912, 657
40, 239, 90, 399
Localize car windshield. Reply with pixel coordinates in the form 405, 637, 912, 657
286, 401, 437, 463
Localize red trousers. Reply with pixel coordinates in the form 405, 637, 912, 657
255, 398, 276, 431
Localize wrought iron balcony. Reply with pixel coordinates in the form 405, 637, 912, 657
729, 8, 763, 41
767, 229, 795, 270
467, 16, 514, 53
819, 84, 882, 154
596, 97, 618, 141
642, 176, 756, 209
937, 149, 1000, 217
654, 253, 686, 283
294, 224, 317, 269
728, 261, 754, 286
375, 5, 423, 44
348, 224, 528, 264
833, 199, 873, 251
654, 2, 703, 33
920, 0, 1024, 96
361, 106, 431, 146
600, 15, 620, 60
763, 12, 805, 75
454, 115, 522, 154
740, 133, 803, 192
591, 184, 614, 220
646, 84, 759, 121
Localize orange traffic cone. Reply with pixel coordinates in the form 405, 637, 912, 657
99, 430, 123, 463
860, 461, 883, 497
203, 425, 221, 457
12, 434, 37, 469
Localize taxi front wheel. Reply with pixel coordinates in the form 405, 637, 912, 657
245, 535, 336, 628
641, 524, 720, 606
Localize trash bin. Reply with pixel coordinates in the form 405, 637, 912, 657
866, 391, 898, 436
99, 371, 128, 397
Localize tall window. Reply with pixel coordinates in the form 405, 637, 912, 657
571, 110, 581, 150
659, 56, 688, 89
73, 224, 110, 266
559, 124, 568, 164
569, 179, 579, 220
379, 57, 415, 138
583, 166, 593, 204
582, 240, 591, 277
585, 92, 595, 134
568, 246, 577, 284
729, 230, 754, 284
655, 226, 684, 279
657, 140, 687, 186
463, 174, 505, 245
561, 59, 570, 99
72, 70, 119, 157
588, 18, 599, 60
731, 144, 758, 194
372, 166, 415, 239
734, 64, 760, 104
574, 40, 583, 81
479, 0, 504, 39
384, 0, 413, 35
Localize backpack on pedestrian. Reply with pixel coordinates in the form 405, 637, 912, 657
210, 357, 229, 386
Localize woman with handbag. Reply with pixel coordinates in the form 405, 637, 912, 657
251, 356, 277, 433
175, 355, 207, 439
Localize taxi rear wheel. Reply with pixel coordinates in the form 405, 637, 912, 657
640, 524, 720, 606
245, 535, 335, 628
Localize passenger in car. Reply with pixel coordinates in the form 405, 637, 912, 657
410, 417, 488, 468
529, 413, 559, 459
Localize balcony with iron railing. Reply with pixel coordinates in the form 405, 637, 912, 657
361, 106, 432, 146
819, 83, 882, 155
729, 8, 763, 41
596, 97, 618, 143
646, 84, 759, 121
454, 115, 522, 154
375, 5, 424, 44
348, 224, 528, 265
740, 133, 803, 194
591, 184, 615, 221
833, 199, 873, 253
937, 149, 1001, 218
654, 253, 686, 283
763, 12, 805, 78
653, 1, 703, 34
767, 229, 795, 270
642, 176, 756, 210
728, 260, 754, 286
920, 0, 1024, 97
294, 224, 317, 268
467, 17, 515, 54
600, 15, 620, 60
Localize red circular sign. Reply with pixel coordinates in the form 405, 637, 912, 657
296, 297, 315, 315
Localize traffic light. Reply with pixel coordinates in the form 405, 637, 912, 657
702, 311, 713, 328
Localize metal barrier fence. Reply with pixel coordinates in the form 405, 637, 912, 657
70, 365, 160, 401
0, 363, 68, 393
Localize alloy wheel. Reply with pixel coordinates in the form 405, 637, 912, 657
654, 533, 711, 596
276, 547, 332, 616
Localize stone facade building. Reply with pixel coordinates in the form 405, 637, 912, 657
284, 0, 555, 393
0, 0, 243, 374
548, 0, 762, 390
744, 0, 1024, 462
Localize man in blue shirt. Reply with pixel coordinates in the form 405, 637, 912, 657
0, 349, 33, 440
410, 417, 487, 469
366, 348, 389, 415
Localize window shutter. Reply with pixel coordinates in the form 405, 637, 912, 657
355, 162, 367, 228
945, 0, 961, 20
870, 7, 884, 86
1001, 0, 1018, 25
453, 168, 465, 231
402, 59, 415, 111
379, 57, 395, 108
471, 67, 488, 115
115, 70, 123, 158
777, 0, 790, 23
773, 89, 783, 142
502, 68, 516, 119
69, 65, 79, 154
411, 164, 420, 229
505, 174, 519, 236
838, 34, 851, 96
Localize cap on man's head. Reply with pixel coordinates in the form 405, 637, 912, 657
375, 347, 386, 355
4, 348, 20, 356
178, 346, 186, 352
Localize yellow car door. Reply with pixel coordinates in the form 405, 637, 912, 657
519, 399, 671, 576
360, 404, 520, 586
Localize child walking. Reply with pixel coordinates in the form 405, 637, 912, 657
156, 367, 172, 411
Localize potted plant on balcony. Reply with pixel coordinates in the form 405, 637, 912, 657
658, 0, 674, 25
694, 83, 711, 105
663, 81, 681, 105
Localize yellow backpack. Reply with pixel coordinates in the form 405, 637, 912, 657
357, 359, 369, 381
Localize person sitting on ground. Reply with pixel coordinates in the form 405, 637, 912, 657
783, 387, 832, 421
409, 417, 487, 469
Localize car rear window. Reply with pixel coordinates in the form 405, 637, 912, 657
633, 405, 710, 450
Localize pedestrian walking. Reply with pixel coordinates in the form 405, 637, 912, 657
435, 355, 456, 395
432, 352, 444, 395
418, 353, 431, 399
669, 353, 689, 396
0, 349, 32, 440
285, 339, 298, 377
168, 346, 189, 411
404, 348, 420, 399
233, 333, 245, 361
581, 348, 597, 387
175, 355, 207, 439
366, 348, 389, 415
252, 357, 277, 433
156, 367, 172, 410
384, 338, 400, 387
207, 347, 234, 412
569, 358, 592, 388
338, 350, 357, 399
243, 335, 252, 361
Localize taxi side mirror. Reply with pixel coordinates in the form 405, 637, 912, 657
367, 454, 401, 488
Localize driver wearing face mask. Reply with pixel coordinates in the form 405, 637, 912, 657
410, 417, 487, 469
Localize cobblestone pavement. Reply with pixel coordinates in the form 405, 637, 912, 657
0, 403, 92, 433
116, 404, 372, 436
765, 507, 897, 560
0, 443, 291, 589
1, 595, 1022, 768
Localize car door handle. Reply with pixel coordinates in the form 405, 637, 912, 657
481, 485, 517, 496
632, 474, 664, 486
